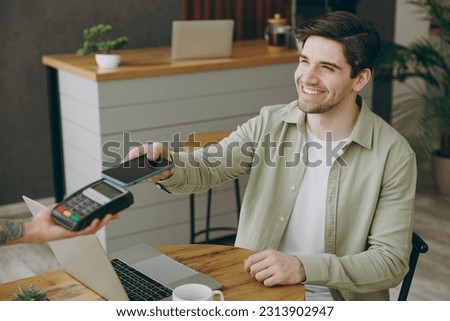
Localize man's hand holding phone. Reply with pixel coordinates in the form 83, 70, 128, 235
124, 142, 176, 184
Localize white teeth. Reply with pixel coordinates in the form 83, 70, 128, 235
302, 87, 323, 95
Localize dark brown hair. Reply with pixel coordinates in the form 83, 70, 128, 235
296, 11, 381, 78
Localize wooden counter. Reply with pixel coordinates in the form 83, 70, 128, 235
42, 40, 299, 82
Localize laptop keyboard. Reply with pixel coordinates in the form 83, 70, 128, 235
111, 258, 172, 301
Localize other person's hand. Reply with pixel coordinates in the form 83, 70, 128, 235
24, 205, 119, 243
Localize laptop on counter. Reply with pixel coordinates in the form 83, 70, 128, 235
23, 196, 221, 301
171, 19, 234, 59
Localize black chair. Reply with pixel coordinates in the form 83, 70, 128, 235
398, 232, 429, 300
183, 131, 241, 244
189, 180, 240, 243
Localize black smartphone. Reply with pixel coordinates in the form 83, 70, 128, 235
101, 155, 174, 188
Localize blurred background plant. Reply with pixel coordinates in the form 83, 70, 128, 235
377, 0, 449, 164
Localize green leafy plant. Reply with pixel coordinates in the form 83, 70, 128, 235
13, 284, 49, 301
377, 0, 450, 163
76, 24, 129, 56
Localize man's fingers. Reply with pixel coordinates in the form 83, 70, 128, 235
244, 252, 270, 275
144, 167, 175, 183
146, 142, 170, 161
244, 249, 276, 272
124, 144, 148, 161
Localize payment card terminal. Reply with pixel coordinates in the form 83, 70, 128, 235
51, 179, 134, 231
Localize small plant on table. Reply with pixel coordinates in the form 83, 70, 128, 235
13, 284, 49, 301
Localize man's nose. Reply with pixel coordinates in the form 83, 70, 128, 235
300, 66, 319, 85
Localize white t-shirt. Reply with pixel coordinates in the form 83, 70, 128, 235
279, 127, 347, 255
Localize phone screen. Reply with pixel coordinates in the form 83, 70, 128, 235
101, 155, 174, 187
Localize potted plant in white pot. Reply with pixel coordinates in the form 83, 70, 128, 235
76, 24, 129, 69
377, 0, 450, 196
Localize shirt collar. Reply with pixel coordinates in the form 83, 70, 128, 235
282, 100, 307, 134
281, 96, 374, 150
348, 96, 374, 150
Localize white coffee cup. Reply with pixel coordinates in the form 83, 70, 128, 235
172, 283, 224, 301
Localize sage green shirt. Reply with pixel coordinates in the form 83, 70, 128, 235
162, 98, 417, 300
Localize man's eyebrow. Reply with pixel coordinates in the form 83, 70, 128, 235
299, 54, 342, 70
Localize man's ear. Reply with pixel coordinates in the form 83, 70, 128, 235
353, 68, 372, 92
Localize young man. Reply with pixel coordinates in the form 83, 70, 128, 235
0, 205, 118, 246
127, 11, 416, 300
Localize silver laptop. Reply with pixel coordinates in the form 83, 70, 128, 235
171, 19, 234, 59
22, 196, 221, 301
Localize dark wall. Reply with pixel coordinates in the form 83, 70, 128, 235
357, 0, 396, 123
0, 0, 181, 205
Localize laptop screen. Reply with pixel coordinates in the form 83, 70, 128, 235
171, 20, 235, 59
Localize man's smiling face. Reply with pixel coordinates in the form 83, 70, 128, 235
294, 36, 361, 115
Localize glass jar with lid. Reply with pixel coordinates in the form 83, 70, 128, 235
264, 13, 291, 48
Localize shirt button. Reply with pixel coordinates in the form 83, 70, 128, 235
291, 185, 296, 191
280, 217, 285, 222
